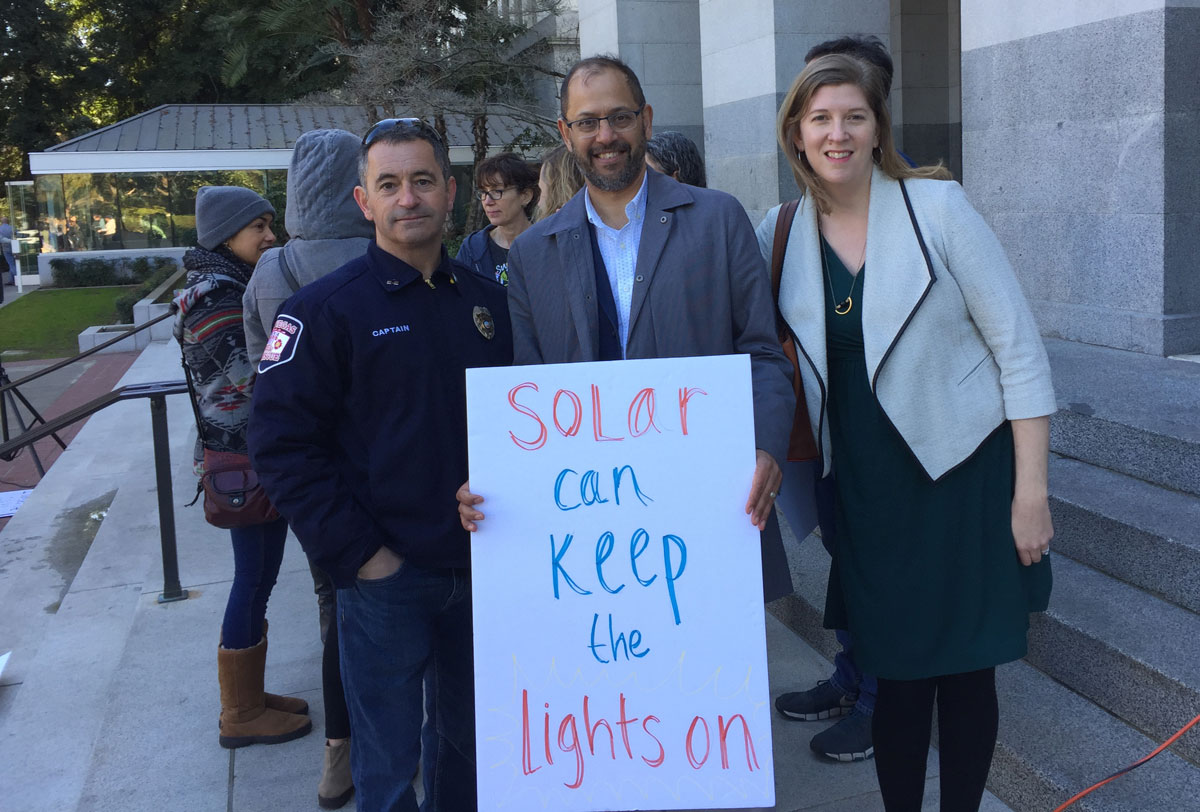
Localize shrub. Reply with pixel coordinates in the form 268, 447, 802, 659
51, 257, 123, 287
129, 256, 154, 282
114, 261, 182, 324
49, 258, 75, 283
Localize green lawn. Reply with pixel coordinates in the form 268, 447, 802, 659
0, 287, 139, 361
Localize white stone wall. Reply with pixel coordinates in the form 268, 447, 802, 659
577, 0, 705, 149
962, 0, 1200, 354
892, 0, 962, 175
700, 0, 888, 224
961, 0, 1200, 50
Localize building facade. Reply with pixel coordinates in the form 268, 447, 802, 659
576, 0, 1200, 357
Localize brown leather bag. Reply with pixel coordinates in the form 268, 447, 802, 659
181, 356, 280, 529
200, 449, 280, 529
770, 199, 819, 462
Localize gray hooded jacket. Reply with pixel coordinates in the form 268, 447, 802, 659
243, 128, 374, 361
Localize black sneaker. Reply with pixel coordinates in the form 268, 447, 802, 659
775, 680, 856, 721
810, 708, 874, 762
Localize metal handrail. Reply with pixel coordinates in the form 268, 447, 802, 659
0, 379, 192, 603
0, 309, 175, 396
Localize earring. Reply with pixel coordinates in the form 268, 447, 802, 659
872, 146, 882, 163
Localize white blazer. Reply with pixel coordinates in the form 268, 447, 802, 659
755, 168, 1056, 481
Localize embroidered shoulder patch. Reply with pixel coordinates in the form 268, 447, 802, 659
259, 314, 303, 373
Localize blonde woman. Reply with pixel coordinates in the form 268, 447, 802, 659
533, 143, 584, 221
758, 54, 1054, 811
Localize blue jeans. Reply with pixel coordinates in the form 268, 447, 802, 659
829, 629, 877, 715
816, 475, 876, 715
222, 516, 289, 649
338, 563, 475, 812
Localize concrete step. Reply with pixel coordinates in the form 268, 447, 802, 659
1049, 455, 1200, 614
771, 519, 1200, 811
992, 659, 1200, 812
1027, 554, 1200, 765
1046, 338, 1200, 497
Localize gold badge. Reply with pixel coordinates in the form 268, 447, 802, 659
473, 306, 495, 340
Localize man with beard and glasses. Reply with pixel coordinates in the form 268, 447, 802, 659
457, 54, 797, 606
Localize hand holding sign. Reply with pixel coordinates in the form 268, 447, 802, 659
457, 480, 485, 531
745, 450, 783, 531
467, 355, 774, 811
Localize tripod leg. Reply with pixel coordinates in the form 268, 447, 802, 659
7, 384, 65, 450
0, 383, 8, 443
3, 389, 45, 477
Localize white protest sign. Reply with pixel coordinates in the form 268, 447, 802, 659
468, 355, 774, 811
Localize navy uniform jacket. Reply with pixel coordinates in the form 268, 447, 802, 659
248, 241, 513, 587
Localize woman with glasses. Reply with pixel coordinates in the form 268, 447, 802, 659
456, 152, 540, 285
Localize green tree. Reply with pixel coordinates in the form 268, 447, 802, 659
219, 0, 398, 87
69, 0, 349, 120
0, 0, 104, 179
316, 0, 564, 228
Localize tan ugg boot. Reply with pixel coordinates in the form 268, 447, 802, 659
217, 638, 312, 749
264, 691, 309, 715
317, 739, 355, 809
260, 621, 309, 716
217, 625, 309, 719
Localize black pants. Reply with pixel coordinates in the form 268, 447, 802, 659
322, 593, 352, 739
311, 562, 351, 740
873, 667, 998, 812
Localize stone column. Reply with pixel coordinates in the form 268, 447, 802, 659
576, 0, 705, 152
699, 0, 890, 225
962, 0, 1200, 355
892, 0, 962, 177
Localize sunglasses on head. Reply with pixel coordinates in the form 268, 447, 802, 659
362, 118, 446, 148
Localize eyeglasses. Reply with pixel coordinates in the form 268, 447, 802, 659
362, 117, 446, 148
563, 106, 645, 136
476, 187, 515, 202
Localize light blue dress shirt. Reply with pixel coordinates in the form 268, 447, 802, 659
583, 172, 649, 355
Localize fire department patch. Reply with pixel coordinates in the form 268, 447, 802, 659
259, 314, 303, 373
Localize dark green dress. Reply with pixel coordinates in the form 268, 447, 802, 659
820, 240, 1052, 681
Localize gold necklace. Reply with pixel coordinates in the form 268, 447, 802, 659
819, 235, 864, 316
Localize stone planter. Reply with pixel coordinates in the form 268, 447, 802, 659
76, 268, 186, 354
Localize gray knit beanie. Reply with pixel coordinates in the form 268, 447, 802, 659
195, 186, 276, 250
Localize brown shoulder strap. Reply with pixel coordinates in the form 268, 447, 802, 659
771, 198, 800, 301
771, 198, 801, 331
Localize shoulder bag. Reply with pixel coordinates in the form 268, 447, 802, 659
181, 355, 280, 529
770, 199, 819, 462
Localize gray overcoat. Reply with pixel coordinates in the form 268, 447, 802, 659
506, 169, 797, 602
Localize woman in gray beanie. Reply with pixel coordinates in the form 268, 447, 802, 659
174, 186, 312, 749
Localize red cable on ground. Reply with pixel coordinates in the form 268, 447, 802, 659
1051, 712, 1200, 811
